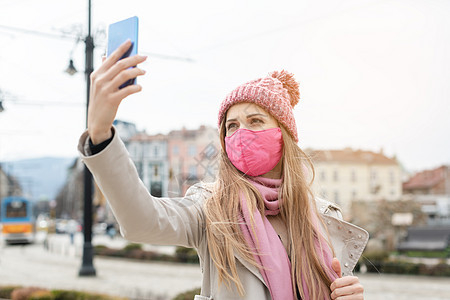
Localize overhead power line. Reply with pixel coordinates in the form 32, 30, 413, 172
140, 51, 194, 62
2, 98, 83, 107
0, 24, 78, 40
0, 24, 194, 62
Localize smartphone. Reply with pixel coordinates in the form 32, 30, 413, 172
107, 16, 139, 89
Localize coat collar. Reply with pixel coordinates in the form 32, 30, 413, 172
234, 250, 268, 288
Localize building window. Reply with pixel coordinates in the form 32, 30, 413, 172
188, 145, 196, 157
206, 165, 216, 177
320, 170, 326, 181
334, 191, 340, 205
389, 170, 395, 184
188, 165, 197, 177
130, 145, 136, 158
154, 165, 159, 177
154, 146, 159, 157
333, 170, 339, 182
352, 190, 357, 199
351, 170, 357, 182
203, 143, 218, 159
142, 144, 149, 158
172, 145, 179, 155
371, 169, 377, 180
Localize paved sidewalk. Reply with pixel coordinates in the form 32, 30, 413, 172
2, 233, 450, 300
0, 240, 200, 300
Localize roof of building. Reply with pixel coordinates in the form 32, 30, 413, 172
305, 148, 398, 165
129, 133, 167, 142
168, 125, 216, 139
128, 125, 217, 142
403, 165, 448, 190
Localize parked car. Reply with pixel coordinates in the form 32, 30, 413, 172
93, 222, 107, 235
55, 219, 68, 234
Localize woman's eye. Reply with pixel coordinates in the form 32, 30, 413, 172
250, 118, 263, 124
227, 123, 237, 130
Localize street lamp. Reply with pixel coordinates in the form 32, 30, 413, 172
65, 59, 77, 76
0, 90, 4, 112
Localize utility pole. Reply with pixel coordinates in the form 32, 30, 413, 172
79, 0, 96, 277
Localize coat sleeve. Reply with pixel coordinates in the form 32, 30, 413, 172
78, 128, 210, 249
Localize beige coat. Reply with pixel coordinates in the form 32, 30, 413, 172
78, 129, 369, 300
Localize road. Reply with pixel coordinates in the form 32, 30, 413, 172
1, 232, 450, 300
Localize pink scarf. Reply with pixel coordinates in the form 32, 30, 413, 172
239, 176, 338, 300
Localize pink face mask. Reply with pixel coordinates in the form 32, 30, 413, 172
225, 128, 283, 176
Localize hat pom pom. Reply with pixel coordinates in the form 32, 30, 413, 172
270, 70, 300, 107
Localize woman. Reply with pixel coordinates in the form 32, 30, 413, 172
79, 40, 368, 299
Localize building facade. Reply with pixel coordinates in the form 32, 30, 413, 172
403, 165, 450, 225
127, 133, 169, 197
121, 125, 220, 198
306, 147, 402, 218
0, 165, 22, 200
167, 125, 220, 197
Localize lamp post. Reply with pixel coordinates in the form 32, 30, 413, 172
78, 0, 96, 277
0, 90, 4, 112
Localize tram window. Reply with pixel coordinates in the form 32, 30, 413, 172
6, 201, 28, 218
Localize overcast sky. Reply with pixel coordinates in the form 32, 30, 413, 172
0, 0, 449, 173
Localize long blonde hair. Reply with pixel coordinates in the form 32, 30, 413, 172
204, 119, 336, 298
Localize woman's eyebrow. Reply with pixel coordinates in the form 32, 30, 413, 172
226, 113, 268, 123
246, 113, 268, 118
226, 118, 238, 123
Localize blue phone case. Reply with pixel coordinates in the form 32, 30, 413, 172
107, 16, 139, 89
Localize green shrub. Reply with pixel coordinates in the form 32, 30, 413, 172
95, 247, 126, 258
0, 286, 21, 299
50, 290, 78, 300
405, 250, 448, 258
29, 290, 55, 300
175, 247, 199, 264
11, 287, 48, 300
123, 243, 142, 252
0, 286, 125, 300
359, 250, 390, 263
94, 244, 199, 264
172, 288, 201, 300
418, 263, 450, 276
382, 261, 420, 275
51, 290, 124, 300
94, 245, 108, 251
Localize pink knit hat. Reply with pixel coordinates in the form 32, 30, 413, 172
217, 70, 300, 142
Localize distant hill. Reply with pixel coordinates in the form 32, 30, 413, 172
1, 157, 76, 201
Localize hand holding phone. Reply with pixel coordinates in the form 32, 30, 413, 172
89, 34, 146, 144
107, 16, 139, 89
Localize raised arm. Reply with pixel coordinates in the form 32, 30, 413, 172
79, 40, 207, 248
